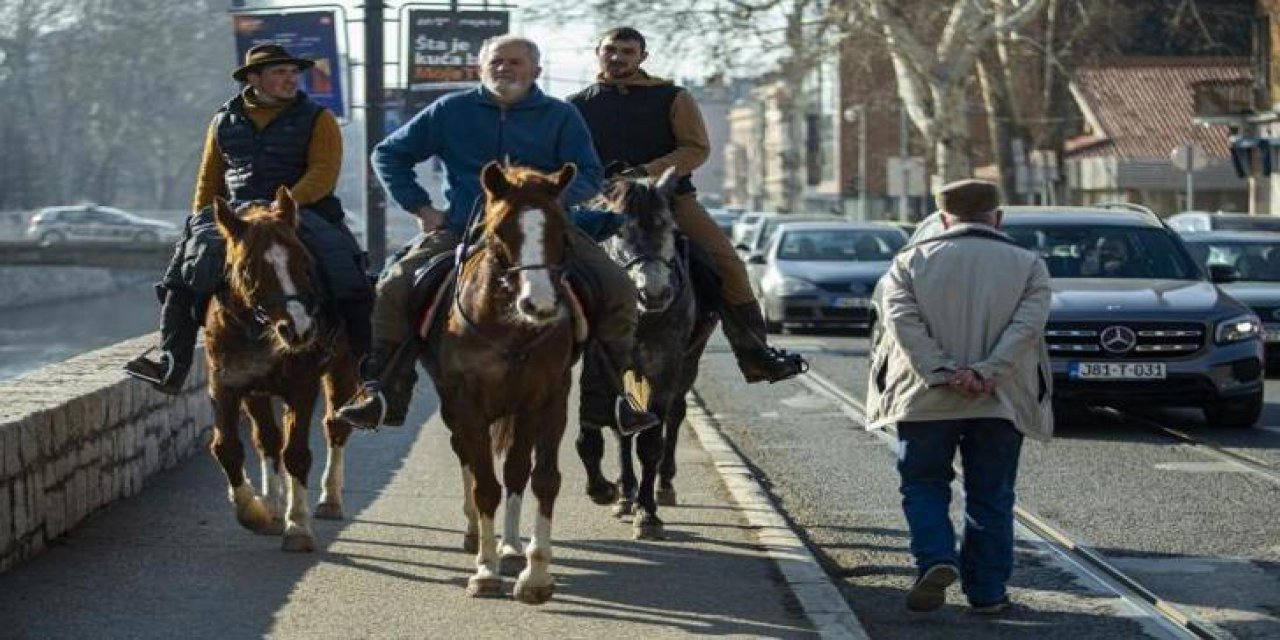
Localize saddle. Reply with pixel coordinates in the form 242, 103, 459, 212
409, 241, 591, 345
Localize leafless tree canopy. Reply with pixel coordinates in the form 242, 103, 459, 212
0, 0, 234, 211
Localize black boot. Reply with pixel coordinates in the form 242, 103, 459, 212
581, 341, 660, 436
721, 302, 809, 383
123, 288, 198, 395
335, 340, 418, 429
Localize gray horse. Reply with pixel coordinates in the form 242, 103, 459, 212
575, 168, 719, 540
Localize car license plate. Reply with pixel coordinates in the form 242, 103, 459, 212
1264, 323, 1280, 343
1069, 362, 1166, 380
829, 296, 870, 309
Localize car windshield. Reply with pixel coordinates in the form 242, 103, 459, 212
1184, 240, 1280, 282
1005, 224, 1201, 280
1214, 217, 1280, 233
753, 216, 839, 251
777, 229, 905, 261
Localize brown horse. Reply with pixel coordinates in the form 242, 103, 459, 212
205, 188, 359, 552
422, 162, 582, 604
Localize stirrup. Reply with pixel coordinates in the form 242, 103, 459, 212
336, 388, 389, 431
122, 347, 166, 385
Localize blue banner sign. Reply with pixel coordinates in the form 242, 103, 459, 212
233, 11, 346, 118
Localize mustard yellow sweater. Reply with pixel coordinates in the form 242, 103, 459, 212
192, 89, 342, 212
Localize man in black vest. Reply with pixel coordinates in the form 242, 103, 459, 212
123, 43, 373, 394
569, 27, 807, 385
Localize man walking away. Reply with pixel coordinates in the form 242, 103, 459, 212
864, 179, 1053, 614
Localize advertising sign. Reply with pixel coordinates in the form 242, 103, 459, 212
405, 10, 509, 114
233, 11, 346, 118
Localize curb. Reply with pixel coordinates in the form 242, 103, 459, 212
685, 390, 870, 640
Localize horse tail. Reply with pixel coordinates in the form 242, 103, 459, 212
490, 416, 516, 457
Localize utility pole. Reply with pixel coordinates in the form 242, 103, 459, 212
363, 1, 387, 270
898, 105, 910, 221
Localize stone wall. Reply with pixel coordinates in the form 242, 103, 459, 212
0, 266, 153, 309
0, 334, 210, 573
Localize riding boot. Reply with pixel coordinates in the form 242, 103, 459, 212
720, 302, 809, 384
580, 340, 660, 436
337, 296, 374, 365
335, 339, 418, 429
122, 288, 199, 395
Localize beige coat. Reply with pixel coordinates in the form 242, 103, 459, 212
865, 223, 1054, 441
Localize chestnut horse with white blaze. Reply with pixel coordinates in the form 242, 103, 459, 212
423, 162, 582, 604
205, 188, 359, 552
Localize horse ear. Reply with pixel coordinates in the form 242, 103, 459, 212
481, 162, 510, 199
274, 186, 298, 228
212, 197, 244, 240
554, 163, 577, 196
654, 166, 679, 198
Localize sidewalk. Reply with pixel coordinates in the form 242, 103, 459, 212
0, 386, 816, 639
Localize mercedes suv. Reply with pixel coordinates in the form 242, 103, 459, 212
874, 205, 1265, 428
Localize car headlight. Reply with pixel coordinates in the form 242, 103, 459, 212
778, 276, 819, 295
1215, 314, 1261, 344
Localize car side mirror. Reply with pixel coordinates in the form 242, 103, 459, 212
1208, 264, 1239, 283
747, 253, 767, 265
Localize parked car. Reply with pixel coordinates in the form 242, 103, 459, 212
740, 214, 842, 294
872, 205, 1264, 427
27, 205, 180, 246
731, 211, 774, 246
751, 221, 907, 332
1165, 211, 1280, 234
706, 208, 741, 237
1180, 230, 1280, 367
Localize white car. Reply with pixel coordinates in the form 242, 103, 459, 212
27, 205, 180, 246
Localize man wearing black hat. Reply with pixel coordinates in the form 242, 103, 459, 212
864, 179, 1053, 615
123, 43, 373, 394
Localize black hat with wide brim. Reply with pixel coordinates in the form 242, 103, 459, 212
232, 43, 314, 82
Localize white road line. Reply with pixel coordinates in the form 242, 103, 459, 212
685, 393, 870, 640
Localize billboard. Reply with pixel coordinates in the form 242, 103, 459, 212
233, 11, 346, 118
405, 10, 509, 115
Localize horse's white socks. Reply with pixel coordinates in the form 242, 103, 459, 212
319, 446, 344, 507
519, 513, 554, 588
265, 243, 313, 338
261, 458, 284, 516
476, 516, 499, 580
461, 466, 479, 535
516, 209, 557, 320
502, 493, 524, 556
285, 475, 312, 535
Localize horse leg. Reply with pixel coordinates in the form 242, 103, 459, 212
280, 386, 320, 552
316, 363, 359, 520
464, 423, 504, 598
211, 388, 273, 533
515, 397, 567, 605
501, 417, 535, 576
575, 426, 618, 505
243, 395, 285, 535
612, 431, 637, 518
658, 398, 685, 507
632, 407, 667, 541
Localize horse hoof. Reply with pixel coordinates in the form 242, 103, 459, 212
282, 532, 315, 553
500, 554, 527, 577
466, 576, 505, 598
314, 501, 345, 520
513, 579, 556, 605
613, 499, 634, 518
235, 497, 274, 533
656, 487, 678, 507
633, 514, 665, 541
462, 533, 479, 554
587, 481, 620, 506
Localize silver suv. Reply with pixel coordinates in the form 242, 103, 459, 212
27, 205, 180, 246
873, 205, 1265, 428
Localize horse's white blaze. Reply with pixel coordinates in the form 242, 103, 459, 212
516, 209, 556, 317
519, 513, 554, 588
502, 493, 524, 556
285, 475, 311, 533
319, 446, 344, 506
266, 243, 313, 337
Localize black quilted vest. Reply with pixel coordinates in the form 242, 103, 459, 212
214, 91, 324, 203
569, 83, 695, 195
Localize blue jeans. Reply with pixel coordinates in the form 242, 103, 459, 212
896, 418, 1023, 606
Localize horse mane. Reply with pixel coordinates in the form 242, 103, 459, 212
224, 204, 314, 304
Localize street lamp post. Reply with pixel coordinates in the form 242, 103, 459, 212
843, 105, 868, 220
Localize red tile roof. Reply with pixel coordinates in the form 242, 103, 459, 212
1065, 58, 1249, 161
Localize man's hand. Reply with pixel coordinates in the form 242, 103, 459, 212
947, 368, 994, 398
414, 205, 446, 233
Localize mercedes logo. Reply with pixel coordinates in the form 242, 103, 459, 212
1099, 325, 1137, 354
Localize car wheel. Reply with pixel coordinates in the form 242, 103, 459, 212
134, 230, 158, 243
38, 231, 65, 246
1203, 393, 1263, 428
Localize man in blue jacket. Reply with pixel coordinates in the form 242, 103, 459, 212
337, 35, 658, 435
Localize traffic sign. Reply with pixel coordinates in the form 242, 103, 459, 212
1171, 143, 1208, 172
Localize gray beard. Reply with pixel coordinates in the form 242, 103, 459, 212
483, 78, 531, 103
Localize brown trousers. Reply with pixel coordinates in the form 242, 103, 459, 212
672, 193, 756, 306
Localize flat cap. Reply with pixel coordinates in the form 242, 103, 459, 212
937, 179, 999, 218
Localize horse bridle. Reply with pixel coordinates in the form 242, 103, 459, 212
619, 243, 688, 312
250, 292, 321, 327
